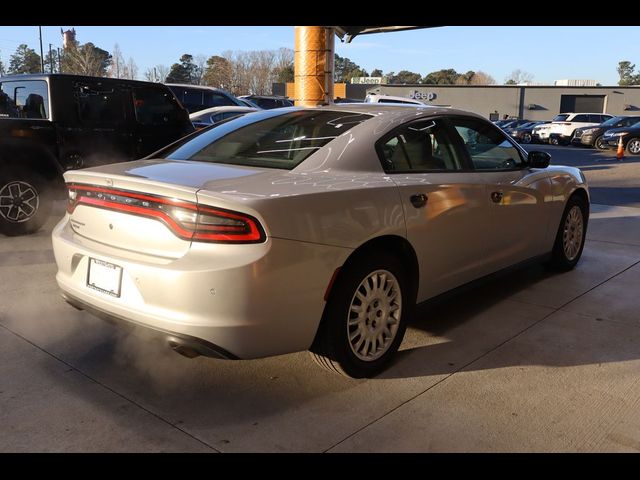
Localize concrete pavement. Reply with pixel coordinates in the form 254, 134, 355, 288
1, 147, 640, 452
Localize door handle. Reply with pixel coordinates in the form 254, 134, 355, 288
410, 193, 428, 208
491, 191, 504, 203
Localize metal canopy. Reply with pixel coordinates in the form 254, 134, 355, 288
332, 26, 429, 43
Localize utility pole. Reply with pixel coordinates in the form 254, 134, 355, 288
38, 26, 45, 73
48, 44, 54, 73
57, 48, 62, 73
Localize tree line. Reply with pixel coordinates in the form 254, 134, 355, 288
3, 36, 638, 90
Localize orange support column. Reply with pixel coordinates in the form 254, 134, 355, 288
294, 26, 335, 106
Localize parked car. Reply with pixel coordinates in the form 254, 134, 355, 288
166, 84, 244, 113
601, 122, 640, 155
238, 95, 293, 109
571, 115, 640, 149
364, 93, 426, 105
500, 119, 533, 132
189, 106, 259, 129
532, 122, 553, 143
52, 104, 589, 378
509, 121, 550, 144
236, 97, 261, 108
547, 113, 613, 145
0, 73, 194, 236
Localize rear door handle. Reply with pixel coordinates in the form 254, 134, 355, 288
410, 193, 428, 208
491, 191, 504, 203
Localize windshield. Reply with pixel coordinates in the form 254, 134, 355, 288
553, 114, 570, 122
166, 110, 372, 170
601, 116, 626, 127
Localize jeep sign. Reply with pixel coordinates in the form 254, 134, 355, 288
409, 90, 437, 101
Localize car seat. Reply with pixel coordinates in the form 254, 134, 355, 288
24, 93, 46, 119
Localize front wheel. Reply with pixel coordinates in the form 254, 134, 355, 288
548, 194, 588, 271
594, 135, 606, 150
626, 137, 640, 155
0, 168, 52, 236
521, 133, 532, 144
310, 252, 412, 378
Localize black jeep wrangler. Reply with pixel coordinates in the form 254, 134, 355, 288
0, 74, 194, 236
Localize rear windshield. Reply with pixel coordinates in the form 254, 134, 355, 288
553, 114, 570, 122
166, 110, 372, 169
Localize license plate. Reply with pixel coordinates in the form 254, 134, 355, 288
87, 258, 123, 297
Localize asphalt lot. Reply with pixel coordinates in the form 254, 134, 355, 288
1, 145, 640, 452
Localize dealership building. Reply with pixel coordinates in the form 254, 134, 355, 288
363, 84, 640, 121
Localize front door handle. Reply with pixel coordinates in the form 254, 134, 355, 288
410, 193, 428, 208
491, 191, 504, 203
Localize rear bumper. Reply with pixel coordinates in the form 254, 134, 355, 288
52, 215, 351, 359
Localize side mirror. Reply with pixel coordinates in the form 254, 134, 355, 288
528, 151, 550, 168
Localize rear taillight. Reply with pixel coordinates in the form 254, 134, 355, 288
66, 184, 265, 243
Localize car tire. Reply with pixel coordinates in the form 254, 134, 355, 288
594, 135, 606, 150
549, 137, 559, 145
625, 137, 640, 155
548, 194, 588, 271
521, 133, 532, 144
310, 252, 412, 378
0, 166, 52, 236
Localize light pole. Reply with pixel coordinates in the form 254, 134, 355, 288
48, 43, 54, 73
38, 26, 45, 73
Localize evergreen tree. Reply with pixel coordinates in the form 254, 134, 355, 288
8, 44, 41, 74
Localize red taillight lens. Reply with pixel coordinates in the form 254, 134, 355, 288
66, 184, 265, 243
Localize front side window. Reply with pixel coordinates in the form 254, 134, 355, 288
167, 110, 372, 170
379, 119, 462, 172
0, 80, 49, 119
133, 87, 182, 126
75, 82, 125, 125
451, 117, 524, 170
553, 114, 570, 122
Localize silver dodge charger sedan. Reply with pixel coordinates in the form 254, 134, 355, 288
52, 105, 589, 378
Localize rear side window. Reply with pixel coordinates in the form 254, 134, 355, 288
379, 119, 462, 172
572, 114, 589, 122
133, 87, 182, 125
75, 82, 125, 126
0, 80, 49, 119
167, 110, 372, 169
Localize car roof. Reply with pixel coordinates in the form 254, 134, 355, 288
268, 103, 484, 123
0, 73, 162, 87
189, 106, 258, 119
165, 83, 231, 93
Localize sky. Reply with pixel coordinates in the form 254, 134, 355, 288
0, 26, 637, 85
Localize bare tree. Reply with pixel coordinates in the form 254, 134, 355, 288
505, 69, 534, 85
193, 54, 207, 85
108, 43, 125, 78
63, 42, 111, 77
124, 57, 138, 80
468, 70, 496, 85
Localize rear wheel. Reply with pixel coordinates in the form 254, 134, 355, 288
548, 194, 588, 271
310, 252, 411, 378
626, 137, 640, 155
521, 133, 532, 144
549, 137, 559, 145
0, 167, 52, 236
